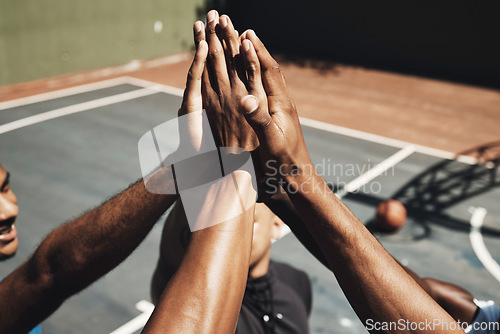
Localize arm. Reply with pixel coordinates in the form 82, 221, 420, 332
267, 189, 477, 326
398, 263, 477, 325
143, 173, 254, 333
0, 174, 177, 334
236, 29, 463, 333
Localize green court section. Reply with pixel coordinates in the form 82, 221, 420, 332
0, 0, 206, 86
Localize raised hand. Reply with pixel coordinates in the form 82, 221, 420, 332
199, 10, 259, 151
238, 30, 313, 182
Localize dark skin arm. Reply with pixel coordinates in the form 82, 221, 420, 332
0, 175, 177, 334
266, 182, 478, 325
399, 263, 477, 325
267, 189, 478, 326
233, 26, 463, 333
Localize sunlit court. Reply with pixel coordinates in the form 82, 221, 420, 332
1, 2, 499, 334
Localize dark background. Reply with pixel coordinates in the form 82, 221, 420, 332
209, 0, 500, 89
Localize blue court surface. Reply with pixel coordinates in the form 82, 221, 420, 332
1, 78, 499, 333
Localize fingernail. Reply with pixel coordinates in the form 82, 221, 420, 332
198, 40, 207, 49
243, 39, 251, 52
220, 16, 228, 28
247, 29, 257, 39
244, 96, 258, 113
207, 10, 217, 23
194, 21, 202, 33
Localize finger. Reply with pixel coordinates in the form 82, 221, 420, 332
193, 21, 206, 47
220, 15, 242, 82
240, 95, 273, 140
206, 10, 230, 89
244, 30, 288, 98
241, 39, 265, 98
220, 15, 240, 57
182, 40, 208, 114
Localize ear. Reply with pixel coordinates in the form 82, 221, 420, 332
271, 216, 285, 241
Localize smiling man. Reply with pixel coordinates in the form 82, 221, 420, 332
0, 165, 19, 260
0, 164, 42, 334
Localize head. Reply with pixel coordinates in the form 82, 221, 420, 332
0, 164, 19, 260
376, 199, 407, 232
249, 203, 284, 273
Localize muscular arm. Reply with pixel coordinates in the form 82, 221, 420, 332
268, 182, 477, 326
0, 169, 177, 334
143, 190, 254, 333
286, 171, 460, 332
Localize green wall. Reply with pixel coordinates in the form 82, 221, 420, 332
0, 0, 206, 86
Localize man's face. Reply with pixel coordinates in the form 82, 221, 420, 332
0, 165, 19, 260
249, 203, 283, 267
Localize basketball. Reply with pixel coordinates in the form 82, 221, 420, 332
376, 200, 407, 232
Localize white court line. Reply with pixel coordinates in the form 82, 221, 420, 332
109, 300, 154, 334
0, 87, 162, 135
278, 145, 416, 239
470, 207, 500, 282
336, 145, 416, 198
122, 76, 184, 97
299, 117, 477, 165
0, 77, 133, 111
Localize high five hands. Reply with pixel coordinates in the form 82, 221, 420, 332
192, 10, 315, 202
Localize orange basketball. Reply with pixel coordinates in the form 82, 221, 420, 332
376, 200, 407, 232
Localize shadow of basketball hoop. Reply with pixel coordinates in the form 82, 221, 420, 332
345, 140, 500, 242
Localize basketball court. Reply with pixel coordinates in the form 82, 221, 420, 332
0, 66, 499, 334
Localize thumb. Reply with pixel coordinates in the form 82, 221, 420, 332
240, 95, 273, 139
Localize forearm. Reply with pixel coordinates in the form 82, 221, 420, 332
284, 167, 462, 334
43, 175, 176, 292
143, 214, 253, 333
143, 210, 253, 333
143, 174, 255, 333
0, 168, 176, 334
